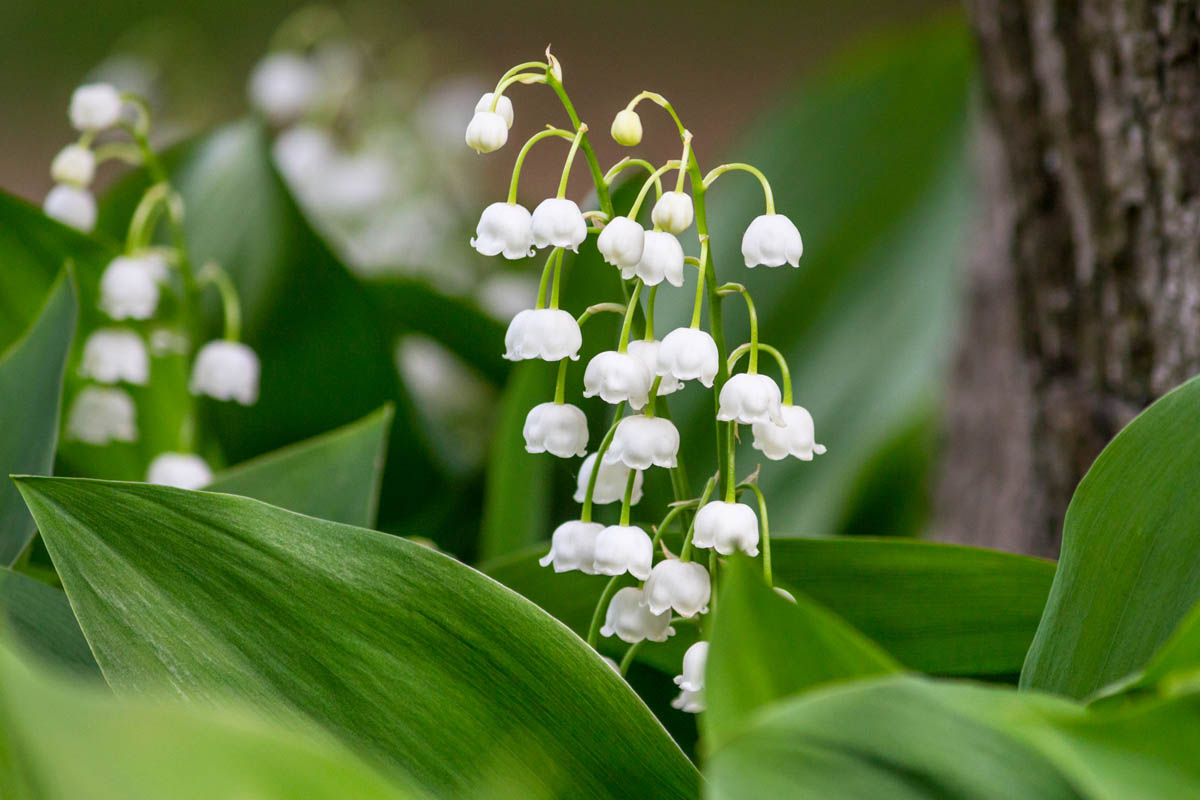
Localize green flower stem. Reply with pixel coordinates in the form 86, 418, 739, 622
703, 162, 776, 215
493, 71, 545, 105
628, 160, 681, 222
729, 342, 792, 405
603, 158, 664, 200
618, 469, 637, 527
707, 550, 718, 622
649, 495, 701, 552
720, 283, 759, 374
617, 279, 643, 353
739, 481, 772, 586
689, 238, 710, 330
577, 303, 627, 327
679, 475, 717, 562
627, 91, 687, 139
92, 141, 142, 166
549, 248, 566, 310
644, 376, 663, 418
657, 401, 692, 511
553, 358, 569, 405
546, 72, 613, 217
581, 402, 626, 523
535, 248, 560, 309
556, 124, 588, 199
674, 132, 692, 193
125, 183, 176, 254
196, 262, 242, 342
495, 61, 548, 94
619, 641, 643, 676
724, 421, 738, 503
586, 575, 622, 648
508, 128, 575, 204
643, 284, 658, 340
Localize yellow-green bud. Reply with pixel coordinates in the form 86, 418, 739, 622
611, 109, 643, 147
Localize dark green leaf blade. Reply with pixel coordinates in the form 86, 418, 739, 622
17, 477, 699, 799
0, 567, 97, 679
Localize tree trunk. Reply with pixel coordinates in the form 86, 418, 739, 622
938, 1, 1200, 556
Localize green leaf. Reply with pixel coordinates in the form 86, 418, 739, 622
0, 643, 417, 799
1091, 599, 1200, 704
1022, 375, 1200, 698
0, 567, 97, 679
206, 405, 393, 528
0, 270, 76, 564
17, 477, 699, 799
705, 555, 899, 749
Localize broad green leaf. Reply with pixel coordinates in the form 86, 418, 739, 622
485, 536, 1054, 679
0, 567, 97, 679
0, 270, 76, 563
0, 643, 415, 799
1023, 376, 1200, 698
705, 555, 899, 749
17, 477, 699, 799
1091, 600, 1200, 704
206, 405, 393, 528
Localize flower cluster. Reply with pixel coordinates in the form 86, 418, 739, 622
47, 84, 261, 488
469, 52, 824, 712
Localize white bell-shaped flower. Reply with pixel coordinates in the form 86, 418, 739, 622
671, 688, 705, 714
674, 641, 709, 692
693, 501, 760, 556
573, 452, 643, 505
657, 327, 719, 388
471, 202, 534, 259
146, 452, 213, 490
66, 387, 137, 445
69, 83, 122, 131
531, 198, 587, 252
583, 350, 652, 410
604, 415, 680, 470
627, 340, 680, 396
643, 558, 711, 617
593, 524, 653, 580
79, 329, 149, 385
523, 401, 588, 458
99, 255, 165, 319
717, 373, 785, 426
751, 403, 827, 461
624, 230, 684, 287
503, 308, 582, 361
465, 110, 508, 153
272, 125, 334, 187
248, 52, 319, 122
651, 190, 694, 234
50, 144, 95, 187
538, 520, 603, 573
474, 92, 514, 128
596, 216, 645, 269
600, 587, 674, 644
190, 340, 260, 405
43, 185, 96, 232
742, 213, 803, 268
610, 109, 643, 147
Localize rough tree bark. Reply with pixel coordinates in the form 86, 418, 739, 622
938, 1, 1200, 557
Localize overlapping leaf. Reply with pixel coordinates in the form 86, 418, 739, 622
0, 567, 96, 678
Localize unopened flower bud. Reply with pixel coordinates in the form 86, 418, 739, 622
751, 404, 827, 461
600, 587, 674, 643
523, 401, 589, 458
147, 453, 213, 490
651, 191, 694, 234
611, 109, 643, 146
475, 92, 514, 128
717, 373, 785, 426
79, 329, 149, 385
43, 185, 96, 232
503, 308, 582, 362
531, 198, 587, 252
69, 83, 123, 131
472, 202, 534, 259
574, 452, 643, 505
66, 387, 137, 445
190, 340, 260, 406
742, 213, 803, 268
50, 144, 95, 187
693, 501, 760, 556
643, 559, 710, 617
593, 524, 654, 580
539, 520, 603, 573
465, 111, 509, 153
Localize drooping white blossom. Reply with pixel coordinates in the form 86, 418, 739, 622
651, 190, 693, 234
596, 216, 645, 269
717, 372, 785, 426
625, 230, 684, 287
674, 641, 709, 692
472, 202, 534, 259
593, 524, 653, 580
50, 144, 95, 187
43, 185, 96, 232
531, 198, 587, 252
99, 255, 166, 319
600, 587, 674, 644
693, 501, 760, 556
643, 558, 711, 617
146, 452, 213, 490
272, 124, 335, 187
573, 452, 643, 505
604, 414, 680, 470
69, 83, 123, 131
626, 340, 680, 396
79, 329, 149, 385
190, 340, 260, 405
248, 52, 319, 122
671, 688, 705, 713
465, 110, 509, 153
742, 213, 803, 268
66, 386, 137, 445
477, 272, 539, 322
751, 404, 827, 461
657, 327, 719, 388
523, 401, 588, 458
474, 92, 514, 128
538, 519, 603, 573
503, 308, 582, 361
610, 109, 643, 147
583, 350, 652, 409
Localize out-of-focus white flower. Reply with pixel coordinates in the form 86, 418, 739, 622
248, 52, 319, 122
671, 687, 705, 713
190, 341, 260, 405
50, 144, 95, 187
503, 308, 582, 361
69, 83, 123, 131
593, 524, 653, 580
693, 501, 760, 556
774, 587, 798, 603
573, 452, 643, 505
472, 202, 534, 259
742, 213, 803, 268
66, 387, 137, 445
627, 340, 680, 396
604, 415, 680, 470
751, 404, 827, 461
674, 641, 709, 692
601, 586, 674, 644
523, 401, 588, 458
465, 110, 509, 153
531, 198, 587, 252
99, 255, 166, 319
272, 125, 336, 187
657, 327, 719, 388
651, 190, 693, 234
313, 152, 394, 216
596, 216, 644, 269
610, 109, 643, 147
625, 230, 684, 287
717, 373, 785, 426
583, 350, 652, 410
148, 327, 190, 357
43, 185, 96, 232
643, 558, 710, 617
474, 92, 514, 128
79, 329, 149, 385
477, 272, 539, 321
146, 452, 213, 490
539, 519, 603, 573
